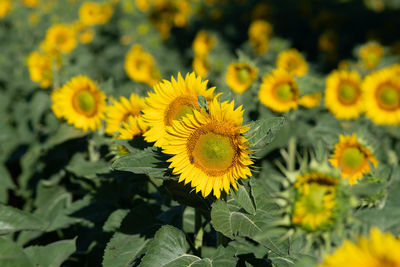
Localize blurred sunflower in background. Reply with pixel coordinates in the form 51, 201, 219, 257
105, 93, 146, 135
359, 42, 384, 69
319, 227, 400, 267
330, 133, 378, 185
363, 68, 400, 125
51, 75, 106, 131
27, 51, 54, 89
298, 92, 322, 108
0, 0, 11, 18
248, 19, 272, 55
192, 30, 216, 57
325, 70, 364, 120
143, 72, 215, 147
259, 69, 299, 112
118, 116, 148, 140
79, 2, 113, 26
276, 48, 308, 77
225, 62, 258, 94
163, 98, 253, 198
43, 24, 77, 54
22, 0, 39, 8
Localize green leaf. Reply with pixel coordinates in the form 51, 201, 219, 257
197, 95, 208, 113
210, 200, 261, 239
103, 209, 130, 232
0, 164, 15, 203
24, 238, 76, 267
66, 153, 110, 179
0, 237, 33, 267
103, 232, 149, 267
43, 124, 87, 149
245, 117, 286, 150
139, 225, 201, 267
231, 183, 256, 215
0, 205, 46, 235
112, 147, 170, 179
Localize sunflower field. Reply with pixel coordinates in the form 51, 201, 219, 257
1, 0, 400, 266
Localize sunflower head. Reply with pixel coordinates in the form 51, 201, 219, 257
259, 69, 299, 112
44, 24, 77, 54
276, 49, 308, 77
292, 172, 339, 231
27, 51, 53, 89
162, 97, 253, 198
225, 62, 258, 94
118, 116, 149, 140
192, 30, 216, 56
192, 55, 210, 78
79, 2, 113, 26
51, 75, 106, 131
363, 68, 400, 125
329, 134, 378, 185
325, 70, 364, 120
248, 19, 272, 55
298, 92, 321, 108
319, 227, 400, 267
143, 72, 215, 148
359, 42, 384, 69
0, 0, 11, 18
22, 0, 39, 8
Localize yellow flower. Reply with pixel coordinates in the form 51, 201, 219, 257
276, 49, 308, 77
292, 173, 338, 232
325, 70, 364, 120
118, 116, 148, 139
27, 51, 53, 89
51, 75, 106, 131
124, 44, 161, 87
43, 24, 77, 54
362, 68, 400, 125
258, 69, 299, 112
162, 98, 253, 199
248, 19, 272, 55
73, 21, 95, 44
0, 0, 11, 19
319, 227, 400, 267
298, 92, 321, 108
143, 72, 215, 147
192, 55, 210, 78
330, 134, 378, 185
79, 2, 113, 26
192, 30, 216, 56
225, 62, 258, 94
359, 42, 384, 69
105, 93, 146, 135
22, 0, 39, 8
135, 0, 150, 12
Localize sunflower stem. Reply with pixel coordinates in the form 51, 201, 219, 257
194, 208, 203, 256
288, 136, 296, 172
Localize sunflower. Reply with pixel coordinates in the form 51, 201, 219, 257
79, 2, 113, 26
298, 92, 321, 108
51, 75, 106, 131
325, 70, 364, 120
248, 19, 272, 55
363, 68, 400, 125
319, 227, 400, 267
225, 62, 258, 94
135, 0, 150, 12
192, 55, 210, 78
22, 0, 39, 8
259, 69, 299, 112
74, 21, 95, 44
359, 42, 384, 69
118, 116, 148, 139
27, 51, 53, 89
162, 98, 253, 198
43, 24, 77, 54
192, 30, 216, 56
292, 172, 339, 231
276, 49, 308, 77
105, 93, 146, 135
143, 72, 215, 148
124, 44, 160, 87
330, 134, 378, 185
0, 0, 11, 18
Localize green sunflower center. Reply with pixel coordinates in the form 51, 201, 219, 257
303, 185, 328, 214
75, 90, 96, 114
276, 83, 294, 101
339, 83, 359, 104
342, 147, 365, 168
165, 96, 197, 125
378, 85, 399, 109
56, 33, 67, 45
192, 132, 236, 174
237, 67, 250, 83
287, 59, 298, 71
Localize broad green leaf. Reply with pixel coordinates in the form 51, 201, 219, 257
112, 147, 170, 179
0, 164, 15, 203
139, 225, 201, 267
210, 200, 261, 239
231, 183, 256, 215
0, 237, 33, 267
0, 205, 46, 235
43, 124, 87, 149
245, 117, 286, 150
66, 153, 110, 179
103, 232, 149, 267
103, 209, 130, 232
24, 238, 76, 267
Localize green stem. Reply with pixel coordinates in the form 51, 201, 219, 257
194, 208, 203, 256
288, 136, 296, 172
